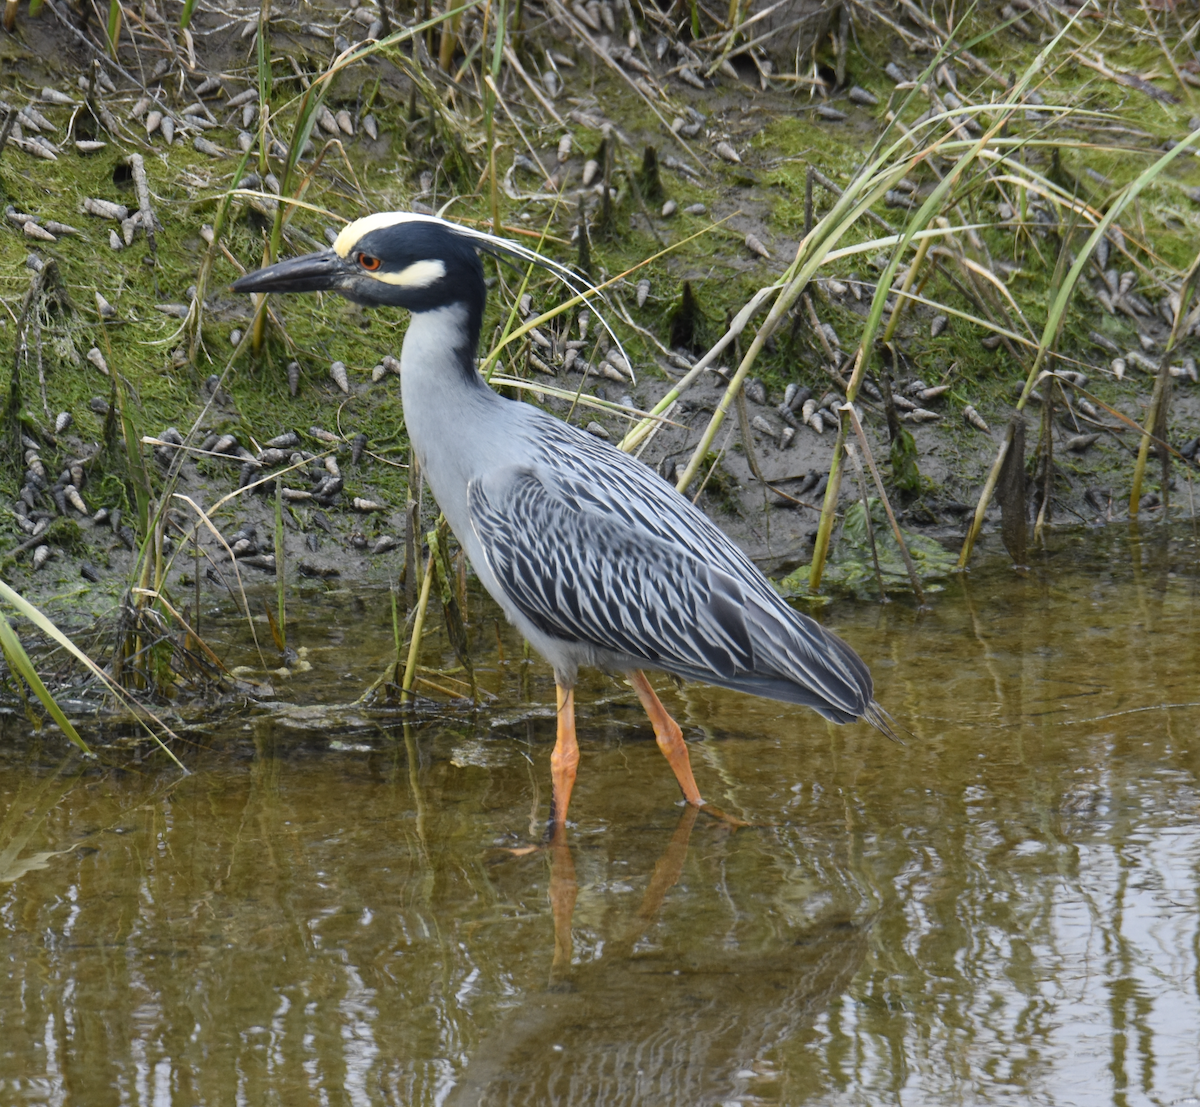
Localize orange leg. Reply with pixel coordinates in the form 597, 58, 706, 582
627, 670, 703, 807
548, 685, 580, 976
549, 683, 579, 826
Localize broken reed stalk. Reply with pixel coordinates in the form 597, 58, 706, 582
274, 477, 286, 651
958, 128, 1200, 566
250, 1, 278, 354
1129, 360, 1171, 518
842, 404, 925, 605
405, 452, 419, 610
736, 389, 766, 484
843, 442, 887, 603
4, 264, 44, 470
804, 164, 814, 234
485, 0, 506, 234
193, 527, 201, 639
802, 291, 838, 363
1033, 377, 1056, 544
401, 550, 436, 702
439, 6, 462, 70
392, 586, 403, 680
1129, 244, 1200, 516
256, 0, 271, 179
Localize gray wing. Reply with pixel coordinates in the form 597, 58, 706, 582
525, 415, 768, 585
466, 465, 873, 722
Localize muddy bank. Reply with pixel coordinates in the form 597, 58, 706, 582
1, 0, 1199, 622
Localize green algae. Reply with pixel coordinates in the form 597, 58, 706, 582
776, 497, 958, 598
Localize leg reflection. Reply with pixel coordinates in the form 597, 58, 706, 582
547, 802, 706, 982
617, 802, 700, 955
548, 824, 577, 981
459, 809, 868, 1107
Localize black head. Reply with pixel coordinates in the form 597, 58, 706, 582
231, 213, 487, 327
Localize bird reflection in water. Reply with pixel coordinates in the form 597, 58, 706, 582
454, 805, 872, 1106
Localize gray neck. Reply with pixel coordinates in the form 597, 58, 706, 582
399, 304, 506, 514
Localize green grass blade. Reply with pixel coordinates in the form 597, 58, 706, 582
1021, 127, 1200, 406
491, 0, 506, 77
957, 126, 1200, 567
105, 0, 121, 56
0, 580, 185, 771
0, 605, 91, 754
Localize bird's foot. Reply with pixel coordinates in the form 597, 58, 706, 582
692, 800, 754, 828
502, 843, 543, 858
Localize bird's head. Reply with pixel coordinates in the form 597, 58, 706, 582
230, 213, 486, 316
232, 211, 634, 379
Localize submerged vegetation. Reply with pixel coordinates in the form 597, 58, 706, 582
1, 0, 1199, 741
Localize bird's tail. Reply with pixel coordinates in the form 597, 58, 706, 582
862, 700, 903, 744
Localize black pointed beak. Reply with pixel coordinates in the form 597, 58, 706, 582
231, 250, 352, 294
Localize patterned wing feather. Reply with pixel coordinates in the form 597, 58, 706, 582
467, 464, 873, 720
469, 468, 755, 679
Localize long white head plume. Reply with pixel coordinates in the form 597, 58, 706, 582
335, 212, 635, 384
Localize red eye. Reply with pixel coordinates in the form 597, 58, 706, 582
359, 254, 381, 271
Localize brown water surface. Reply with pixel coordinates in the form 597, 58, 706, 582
2, 528, 1199, 1105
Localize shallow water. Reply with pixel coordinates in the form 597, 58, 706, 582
2, 527, 1199, 1106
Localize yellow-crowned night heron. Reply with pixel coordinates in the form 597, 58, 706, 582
232, 213, 894, 825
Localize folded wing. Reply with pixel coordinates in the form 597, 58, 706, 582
467, 466, 875, 724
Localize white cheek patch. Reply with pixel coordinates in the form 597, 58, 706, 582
370, 258, 447, 288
